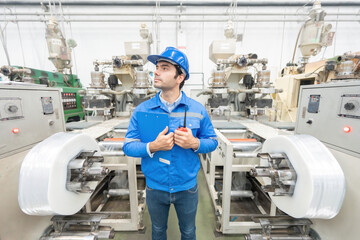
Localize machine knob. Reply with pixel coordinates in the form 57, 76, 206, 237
238, 56, 247, 66
1, 67, 10, 76
8, 105, 18, 113
113, 57, 122, 68
344, 102, 355, 111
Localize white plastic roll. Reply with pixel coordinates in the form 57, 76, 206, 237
18, 132, 100, 216
261, 134, 346, 219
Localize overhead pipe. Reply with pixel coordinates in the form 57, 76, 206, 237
196, 89, 213, 97
100, 89, 131, 96
2, 1, 360, 7
2, 18, 359, 23
217, 58, 268, 65
228, 88, 283, 94
8, 12, 360, 17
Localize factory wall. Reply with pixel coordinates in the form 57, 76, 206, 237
1, 3, 359, 90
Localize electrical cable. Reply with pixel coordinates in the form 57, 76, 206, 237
15, 12, 26, 68
321, 46, 327, 60
333, 8, 340, 57
279, 8, 286, 68
0, 8, 11, 65
304, 64, 325, 77
290, 25, 303, 73
68, 21, 78, 75
240, 7, 248, 48
352, 59, 360, 72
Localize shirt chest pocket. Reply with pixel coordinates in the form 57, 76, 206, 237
185, 118, 200, 137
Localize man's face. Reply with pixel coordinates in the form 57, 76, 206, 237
154, 61, 183, 91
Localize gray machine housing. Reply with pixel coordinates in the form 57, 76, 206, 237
296, 81, 360, 157
0, 84, 66, 158
295, 80, 360, 240
0, 84, 65, 240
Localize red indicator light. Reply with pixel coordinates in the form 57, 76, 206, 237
343, 126, 351, 133
12, 128, 20, 134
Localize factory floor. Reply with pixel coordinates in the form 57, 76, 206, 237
112, 169, 245, 240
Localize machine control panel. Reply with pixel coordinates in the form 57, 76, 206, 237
41, 97, 54, 114
338, 94, 360, 119
0, 85, 65, 158
296, 81, 360, 156
61, 92, 78, 110
0, 97, 23, 121
307, 95, 320, 113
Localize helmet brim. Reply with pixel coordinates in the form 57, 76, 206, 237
147, 55, 189, 80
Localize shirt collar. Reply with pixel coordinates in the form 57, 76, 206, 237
159, 91, 182, 106
148, 91, 188, 109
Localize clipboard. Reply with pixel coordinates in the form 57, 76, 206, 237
137, 112, 169, 142
137, 111, 171, 160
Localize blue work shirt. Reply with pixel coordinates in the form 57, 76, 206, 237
123, 91, 218, 193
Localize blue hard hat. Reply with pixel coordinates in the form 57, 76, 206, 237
147, 47, 190, 80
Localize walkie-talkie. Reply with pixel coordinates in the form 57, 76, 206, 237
177, 106, 187, 132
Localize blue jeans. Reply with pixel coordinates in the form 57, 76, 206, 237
146, 184, 198, 240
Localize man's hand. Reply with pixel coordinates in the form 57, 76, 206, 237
174, 128, 200, 150
149, 126, 174, 152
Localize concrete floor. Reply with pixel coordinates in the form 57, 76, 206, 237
111, 169, 245, 240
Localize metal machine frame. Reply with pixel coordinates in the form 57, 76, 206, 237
78, 118, 146, 232
201, 124, 286, 234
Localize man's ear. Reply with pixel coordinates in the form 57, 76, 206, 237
176, 74, 185, 84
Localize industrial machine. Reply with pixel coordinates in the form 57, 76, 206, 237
2, 2, 356, 238
273, 0, 336, 122
202, 104, 348, 238
196, 21, 280, 120
244, 80, 360, 240
0, 84, 110, 239
205, 125, 346, 238
0, 17, 84, 123
291, 80, 360, 240
195, 10, 354, 236
82, 23, 156, 121
0, 65, 84, 122
201, 74, 359, 240
195, 21, 300, 235
62, 24, 155, 232
0, 81, 146, 239
0, 84, 61, 239
274, 51, 360, 122
83, 122, 147, 232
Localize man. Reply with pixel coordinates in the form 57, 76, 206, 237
123, 47, 218, 240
